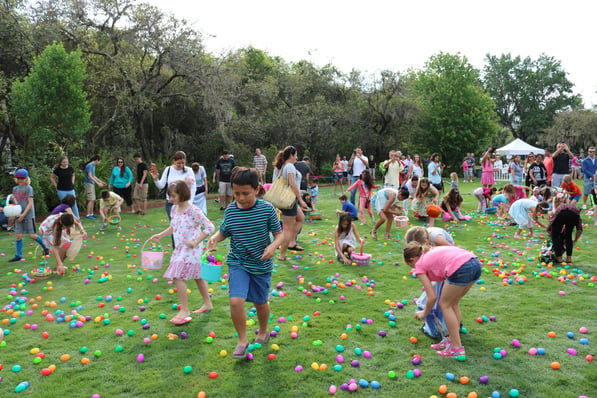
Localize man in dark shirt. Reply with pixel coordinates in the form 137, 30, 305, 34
132, 153, 148, 215
214, 150, 236, 210
294, 157, 312, 191
551, 142, 573, 188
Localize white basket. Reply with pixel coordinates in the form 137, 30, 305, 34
394, 215, 409, 227
3, 194, 22, 217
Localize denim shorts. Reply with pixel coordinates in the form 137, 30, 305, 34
228, 265, 271, 305
447, 257, 482, 286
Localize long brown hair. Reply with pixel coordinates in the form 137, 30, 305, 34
273, 146, 297, 169
53, 213, 74, 247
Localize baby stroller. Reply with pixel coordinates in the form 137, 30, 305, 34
417, 282, 448, 340
540, 239, 554, 264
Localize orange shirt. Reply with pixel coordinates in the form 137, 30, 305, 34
561, 181, 581, 197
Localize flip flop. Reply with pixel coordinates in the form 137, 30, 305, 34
232, 343, 249, 359
253, 336, 270, 345
192, 308, 212, 314
288, 245, 304, 251
169, 316, 192, 325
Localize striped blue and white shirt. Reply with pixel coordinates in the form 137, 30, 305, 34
220, 199, 282, 274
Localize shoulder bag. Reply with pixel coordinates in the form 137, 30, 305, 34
263, 176, 295, 209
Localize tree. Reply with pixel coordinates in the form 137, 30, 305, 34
542, 108, 597, 153
483, 53, 582, 144
10, 41, 91, 162
411, 52, 500, 168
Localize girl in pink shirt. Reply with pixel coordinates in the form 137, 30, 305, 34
403, 243, 481, 358
346, 170, 379, 225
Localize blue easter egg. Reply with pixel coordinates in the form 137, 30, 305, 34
537, 347, 546, 355
446, 372, 455, 381
358, 379, 368, 388
370, 381, 380, 389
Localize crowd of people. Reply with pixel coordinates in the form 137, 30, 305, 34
1, 141, 595, 357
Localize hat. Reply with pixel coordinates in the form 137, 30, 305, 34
15, 169, 29, 179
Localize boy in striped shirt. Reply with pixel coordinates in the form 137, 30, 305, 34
207, 167, 283, 359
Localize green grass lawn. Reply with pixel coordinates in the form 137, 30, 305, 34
1, 182, 596, 398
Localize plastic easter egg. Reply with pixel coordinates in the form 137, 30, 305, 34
512, 339, 520, 347
348, 383, 358, 391
388, 370, 396, 378
137, 353, 144, 362
370, 381, 380, 389
445, 372, 455, 381
550, 362, 561, 369
479, 375, 489, 384
358, 379, 368, 387
208, 371, 218, 379
579, 326, 588, 334
509, 389, 520, 397
329, 385, 337, 394
183, 366, 192, 374
537, 347, 546, 355
579, 338, 589, 345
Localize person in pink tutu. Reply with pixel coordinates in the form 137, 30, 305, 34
150, 180, 214, 325
480, 147, 495, 188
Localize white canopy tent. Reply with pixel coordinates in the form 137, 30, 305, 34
495, 138, 545, 157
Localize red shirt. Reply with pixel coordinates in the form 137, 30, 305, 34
561, 181, 581, 197
543, 156, 553, 181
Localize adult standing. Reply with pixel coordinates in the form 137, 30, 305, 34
192, 162, 208, 215
369, 155, 377, 180
132, 153, 148, 215
543, 148, 553, 186
383, 150, 403, 189
480, 148, 495, 188
348, 147, 369, 205
272, 146, 308, 260
151, 151, 196, 222
83, 155, 107, 219
581, 146, 597, 209
108, 157, 134, 212
428, 153, 443, 192
214, 150, 236, 210
50, 155, 80, 219
529, 154, 547, 187
509, 155, 523, 185
551, 143, 573, 188
523, 153, 535, 187
294, 156, 312, 191
547, 202, 583, 264
408, 154, 424, 179
253, 148, 268, 184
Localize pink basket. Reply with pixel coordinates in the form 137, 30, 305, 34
141, 239, 164, 270
350, 240, 371, 266
394, 215, 409, 227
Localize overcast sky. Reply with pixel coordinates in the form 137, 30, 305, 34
150, 0, 597, 107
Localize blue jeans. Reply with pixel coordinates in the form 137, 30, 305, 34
57, 189, 80, 219
349, 175, 359, 204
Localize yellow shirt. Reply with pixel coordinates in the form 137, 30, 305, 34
99, 191, 122, 208
385, 160, 403, 187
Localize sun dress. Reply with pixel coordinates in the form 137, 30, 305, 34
39, 213, 71, 249
335, 228, 357, 257
481, 159, 495, 185
411, 186, 439, 217
508, 199, 538, 229
163, 204, 214, 280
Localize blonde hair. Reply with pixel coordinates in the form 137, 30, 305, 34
405, 226, 431, 245
450, 172, 458, 182
552, 194, 567, 210
562, 174, 572, 184
403, 241, 432, 266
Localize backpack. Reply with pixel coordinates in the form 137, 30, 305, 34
417, 282, 448, 339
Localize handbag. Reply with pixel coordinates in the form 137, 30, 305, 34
263, 176, 295, 209
157, 167, 171, 199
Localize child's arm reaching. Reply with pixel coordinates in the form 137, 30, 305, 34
150, 227, 173, 242
207, 231, 226, 252
414, 274, 436, 321
262, 230, 284, 260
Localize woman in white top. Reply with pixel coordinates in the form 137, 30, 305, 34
151, 151, 196, 221
272, 146, 308, 260
192, 162, 208, 215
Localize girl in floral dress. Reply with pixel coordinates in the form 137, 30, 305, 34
150, 180, 214, 325
411, 177, 440, 227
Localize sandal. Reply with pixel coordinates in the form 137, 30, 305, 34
370, 230, 378, 240
278, 256, 289, 261
169, 316, 192, 325
288, 245, 304, 251
253, 336, 270, 346
192, 307, 212, 314
232, 343, 249, 359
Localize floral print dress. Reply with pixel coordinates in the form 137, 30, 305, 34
163, 204, 214, 280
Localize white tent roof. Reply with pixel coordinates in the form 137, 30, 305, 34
495, 138, 545, 156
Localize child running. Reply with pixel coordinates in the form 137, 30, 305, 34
508, 198, 549, 238
150, 180, 215, 325
335, 211, 363, 264
403, 241, 481, 357
9, 169, 49, 262
39, 212, 86, 274
207, 167, 284, 359
345, 170, 379, 226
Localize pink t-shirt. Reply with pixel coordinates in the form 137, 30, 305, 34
413, 246, 477, 282
514, 185, 527, 199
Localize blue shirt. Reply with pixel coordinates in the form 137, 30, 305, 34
84, 162, 95, 184
109, 166, 133, 188
219, 199, 282, 274
428, 161, 442, 184
342, 201, 358, 218
581, 156, 597, 179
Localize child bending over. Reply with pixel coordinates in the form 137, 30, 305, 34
335, 212, 363, 264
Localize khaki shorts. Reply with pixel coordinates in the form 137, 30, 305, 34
219, 181, 233, 197
133, 184, 148, 201
84, 183, 96, 201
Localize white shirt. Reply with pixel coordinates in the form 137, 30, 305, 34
352, 155, 369, 177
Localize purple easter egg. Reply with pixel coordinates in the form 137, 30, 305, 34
378, 330, 387, 337
351, 360, 360, 367
180, 331, 188, 339
340, 384, 349, 391
479, 375, 489, 384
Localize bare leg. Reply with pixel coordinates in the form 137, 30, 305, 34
87, 200, 95, 216
230, 297, 248, 346
193, 278, 213, 311
279, 215, 295, 259
173, 279, 191, 318
255, 302, 270, 341
438, 282, 475, 348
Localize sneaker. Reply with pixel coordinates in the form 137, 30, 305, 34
437, 345, 466, 357
220, 207, 225, 211
370, 229, 378, 240
430, 337, 452, 350
85, 214, 95, 219
117, 226, 122, 231
214, 198, 220, 203
360, 222, 367, 226
99, 223, 108, 231
6, 226, 14, 232
9, 255, 23, 262
140, 211, 146, 215
43, 248, 50, 256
